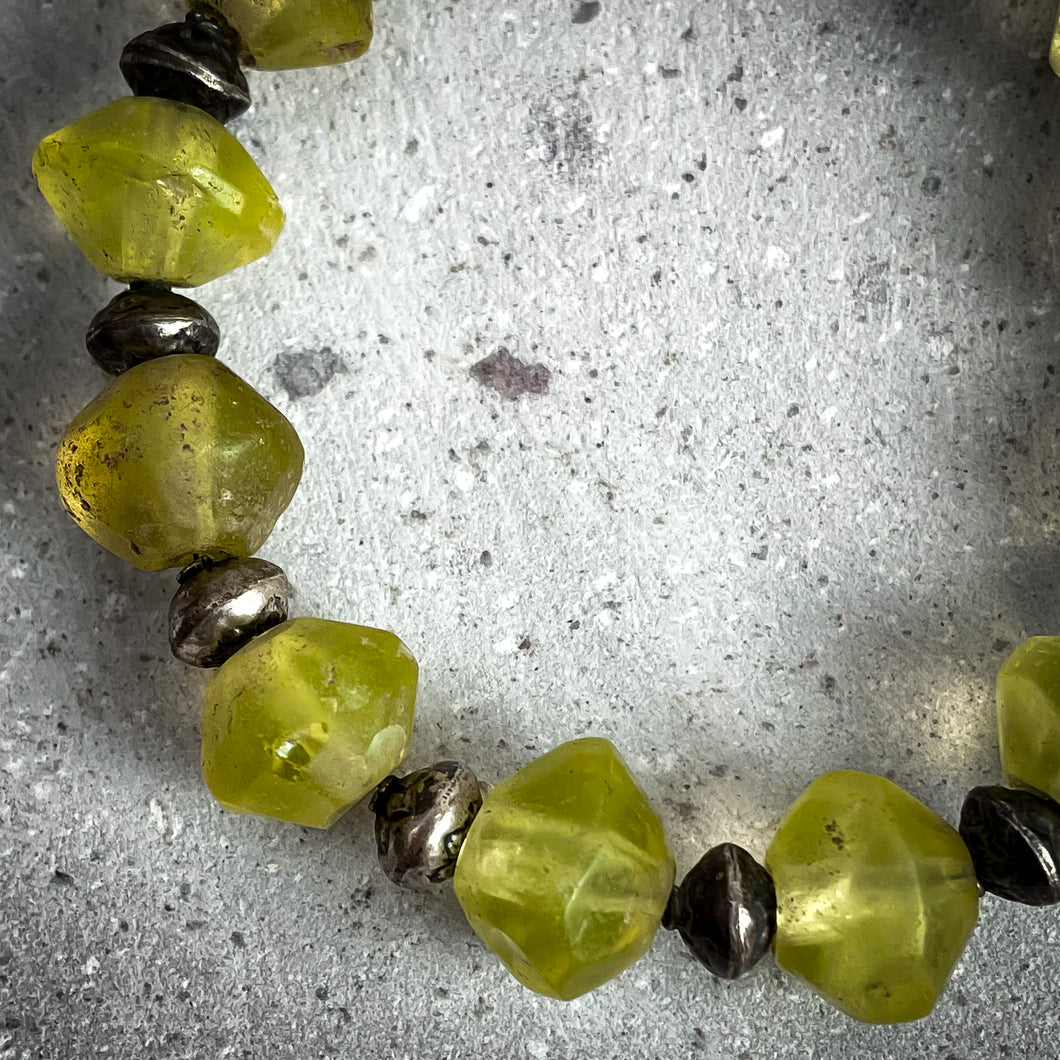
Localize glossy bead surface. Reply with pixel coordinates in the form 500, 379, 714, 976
33, 96, 283, 286
997, 637, 1060, 803
203, 617, 418, 828
86, 283, 220, 375
453, 738, 675, 1000
959, 785, 1060, 905
765, 770, 979, 1024
55, 355, 303, 571
371, 762, 484, 891
170, 557, 290, 668
121, 12, 250, 123
187, 0, 372, 69
1051, 5, 1060, 78
667, 843, 776, 979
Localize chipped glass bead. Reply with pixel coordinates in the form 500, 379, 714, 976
959, 785, 1060, 906
453, 738, 675, 1000
86, 283, 220, 375
202, 617, 418, 828
169, 557, 290, 667
997, 637, 1060, 803
371, 762, 484, 891
187, 0, 372, 69
765, 770, 979, 1024
120, 12, 250, 124
55, 355, 303, 571
666, 843, 776, 979
33, 96, 283, 286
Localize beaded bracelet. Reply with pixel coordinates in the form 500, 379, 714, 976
27, 0, 1060, 1031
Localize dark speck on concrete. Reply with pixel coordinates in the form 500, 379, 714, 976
271, 346, 349, 400
470, 348, 551, 399
921, 174, 942, 195
51, 869, 74, 886
230, 931, 246, 948
571, 1, 601, 23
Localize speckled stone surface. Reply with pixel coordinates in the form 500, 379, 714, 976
5, 0, 1060, 1056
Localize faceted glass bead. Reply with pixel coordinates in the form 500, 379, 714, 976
202, 617, 418, 828
452, 738, 675, 1001
187, 0, 373, 69
997, 637, 1060, 803
1051, 5, 1060, 78
33, 96, 283, 286
765, 770, 979, 1024
55, 355, 303, 571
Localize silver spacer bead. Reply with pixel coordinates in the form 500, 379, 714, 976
370, 762, 484, 891
169, 557, 290, 667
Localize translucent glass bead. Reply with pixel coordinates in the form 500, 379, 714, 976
997, 637, 1060, 803
55, 355, 303, 571
202, 617, 418, 828
765, 770, 979, 1024
453, 738, 675, 1000
187, 0, 372, 69
33, 96, 283, 286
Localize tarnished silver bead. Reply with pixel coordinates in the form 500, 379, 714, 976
86, 283, 220, 375
370, 762, 484, 891
120, 12, 250, 125
169, 557, 290, 668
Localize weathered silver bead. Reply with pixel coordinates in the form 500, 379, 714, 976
86, 283, 220, 375
169, 557, 290, 667
370, 762, 484, 891
120, 12, 250, 124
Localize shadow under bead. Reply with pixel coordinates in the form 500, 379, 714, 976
371, 762, 483, 891
666, 842, 776, 980
120, 12, 250, 124
86, 283, 220, 375
170, 557, 290, 667
959, 785, 1060, 905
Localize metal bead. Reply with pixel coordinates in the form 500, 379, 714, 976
169, 557, 290, 668
667, 842, 776, 979
86, 283, 220, 375
959, 785, 1060, 905
370, 762, 484, 891
120, 12, 250, 125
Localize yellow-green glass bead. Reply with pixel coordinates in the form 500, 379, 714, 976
452, 737, 675, 1001
1051, 4, 1060, 78
997, 637, 1060, 802
55, 355, 303, 571
765, 770, 979, 1024
32, 96, 283, 287
202, 617, 417, 828
188, 0, 372, 69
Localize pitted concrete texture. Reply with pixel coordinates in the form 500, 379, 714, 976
4, 0, 1060, 1056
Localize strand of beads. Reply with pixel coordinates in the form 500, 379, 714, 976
31, 0, 1060, 1026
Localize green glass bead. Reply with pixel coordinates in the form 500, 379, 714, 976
452, 737, 675, 1001
33, 96, 283, 286
1051, 5, 1060, 78
55, 355, 303, 571
188, 0, 373, 69
765, 770, 979, 1024
997, 637, 1060, 802
202, 617, 418, 828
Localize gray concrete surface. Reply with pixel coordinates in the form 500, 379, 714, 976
5, 0, 1060, 1056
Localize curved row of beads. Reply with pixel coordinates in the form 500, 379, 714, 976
31, 0, 1060, 1027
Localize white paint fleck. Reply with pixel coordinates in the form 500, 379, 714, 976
402, 185, 436, 223
764, 245, 791, 271
759, 126, 785, 150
